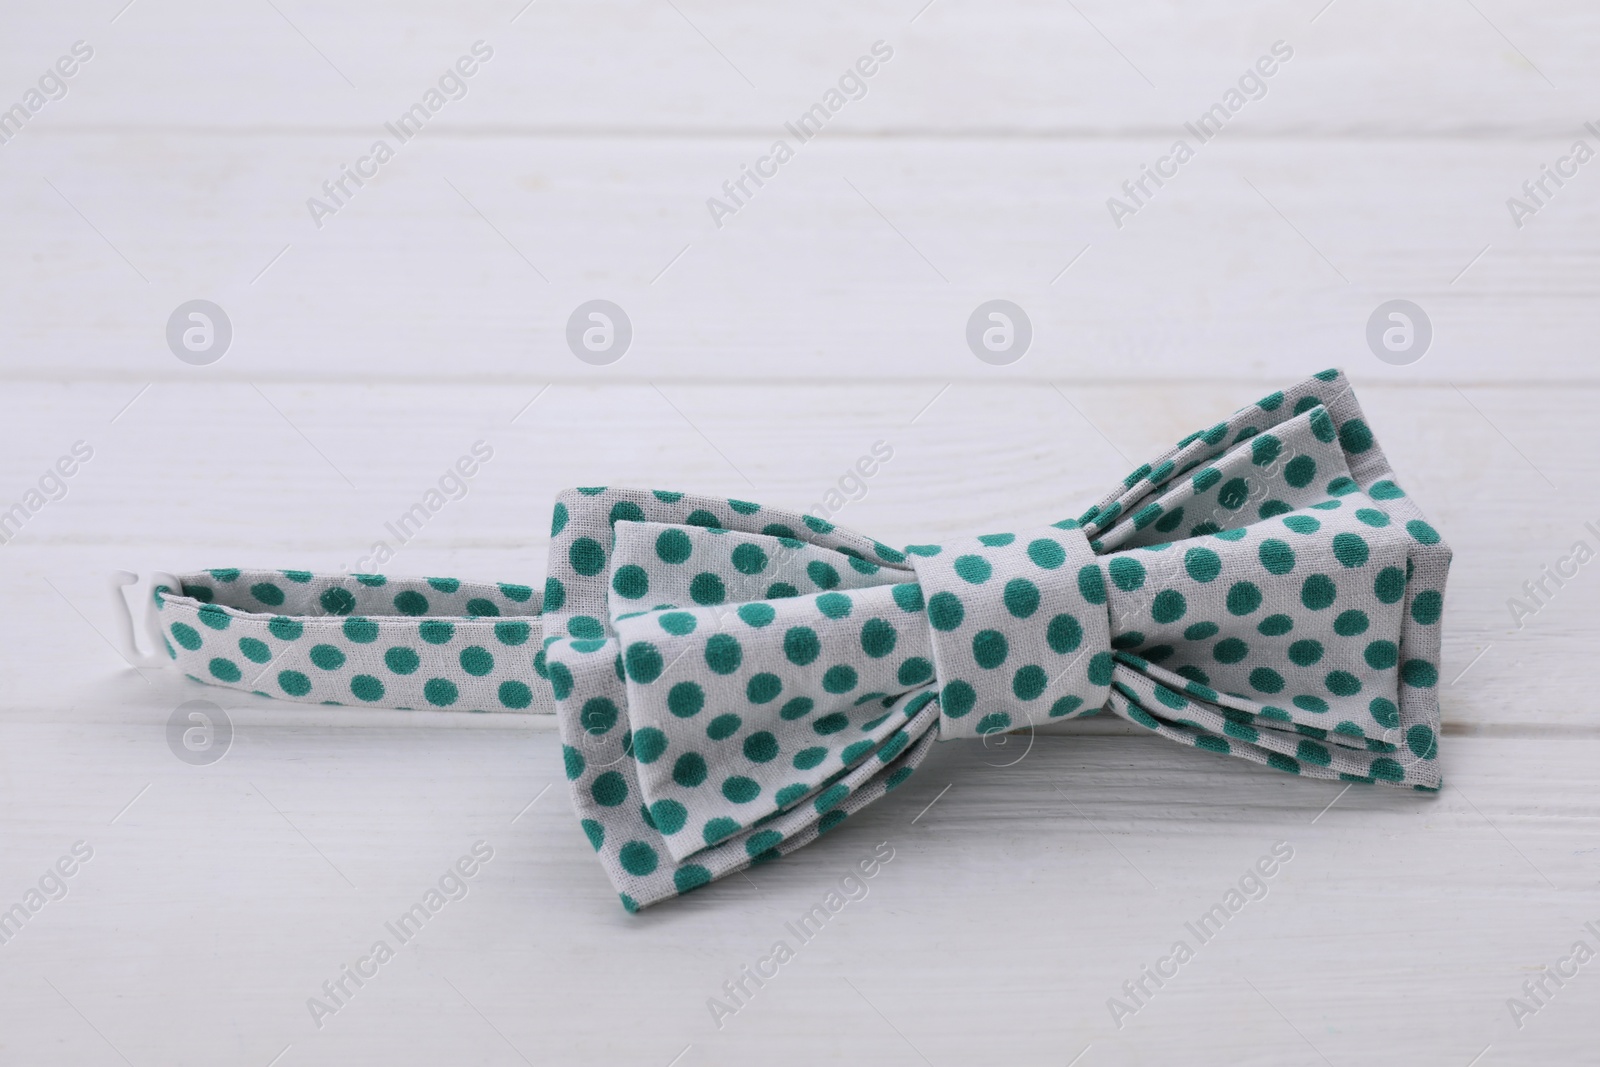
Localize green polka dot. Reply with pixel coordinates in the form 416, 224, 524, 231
237, 637, 271, 663
738, 603, 776, 628
1044, 695, 1081, 718
707, 713, 742, 740
209, 657, 241, 682
1364, 640, 1398, 670
625, 641, 664, 683
1328, 610, 1367, 637
1087, 651, 1114, 686
548, 662, 573, 700
1406, 724, 1437, 759
425, 577, 460, 594
1288, 639, 1323, 666
668, 681, 704, 718
1151, 589, 1187, 624
972, 629, 1009, 669
279, 670, 311, 696
266, 617, 302, 641
1217, 477, 1249, 510
702, 818, 740, 846
1250, 434, 1282, 466
656, 528, 692, 564
953, 555, 992, 584
941, 680, 977, 718
1024, 538, 1067, 570
1256, 614, 1292, 637
673, 752, 708, 787
1193, 467, 1222, 492
860, 618, 897, 658
1226, 581, 1262, 615
1108, 557, 1146, 592
975, 712, 1012, 735
1266, 752, 1301, 775
1325, 671, 1361, 696
608, 500, 644, 525
1369, 698, 1399, 727
743, 731, 779, 764
894, 657, 931, 685
567, 538, 605, 576
351, 675, 384, 702
338, 617, 376, 644
1001, 578, 1041, 619
250, 582, 285, 606
1283, 455, 1316, 488
1194, 735, 1230, 755
722, 776, 761, 804
579, 697, 618, 735
424, 678, 458, 706
550, 502, 570, 536
730, 543, 768, 575
543, 577, 565, 612
658, 612, 697, 636
466, 598, 499, 617
581, 818, 603, 850
618, 841, 658, 876
1214, 638, 1249, 664
1186, 620, 1222, 640
1331, 532, 1369, 568
315, 588, 353, 616
1374, 567, 1406, 604
384, 647, 419, 674
309, 644, 345, 670
457, 646, 492, 676
632, 727, 668, 763
780, 697, 814, 721
1338, 418, 1374, 454
650, 800, 688, 836
1283, 514, 1321, 535
611, 565, 649, 599
821, 665, 858, 693
394, 591, 428, 616
793, 746, 827, 770
783, 627, 820, 666
815, 592, 851, 620
1258, 539, 1296, 575
1405, 519, 1442, 545
1411, 590, 1443, 625
887, 584, 923, 614
170, 622, 202, 650
493, 621, 530, 647
1012, 665, 1047, 700
1402, 659, 1438, 687
928, 592, 965, 631
498, 681, 532, 709
1250, 667, 1284, 694
1185, 547, 1222, 584
746, 672, 782, 704
807, 561, 841, 590
690, 573, 726, 605
1301, 574, 1337, 610
197, 604, 230, 631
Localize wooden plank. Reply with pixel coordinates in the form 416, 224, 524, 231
0, 716, 1593, 1064
2, 0, 1587, 134
1, 136, 1597, 381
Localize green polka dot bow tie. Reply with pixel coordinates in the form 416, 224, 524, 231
543, 369, 1450, 911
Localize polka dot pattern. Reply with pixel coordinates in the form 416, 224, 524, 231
909, 527, 1110, 739
157, 570, 546, 712
531, 368, 1449, 913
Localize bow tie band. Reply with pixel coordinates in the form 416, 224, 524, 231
543, 369, 1450, 911
150, 572, 553, 713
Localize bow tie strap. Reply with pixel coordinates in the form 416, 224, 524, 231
152, 570, 551, 712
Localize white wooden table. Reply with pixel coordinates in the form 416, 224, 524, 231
2, 2, 1597, 1063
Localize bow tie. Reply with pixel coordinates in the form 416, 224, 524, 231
543, 369, 1450, 911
